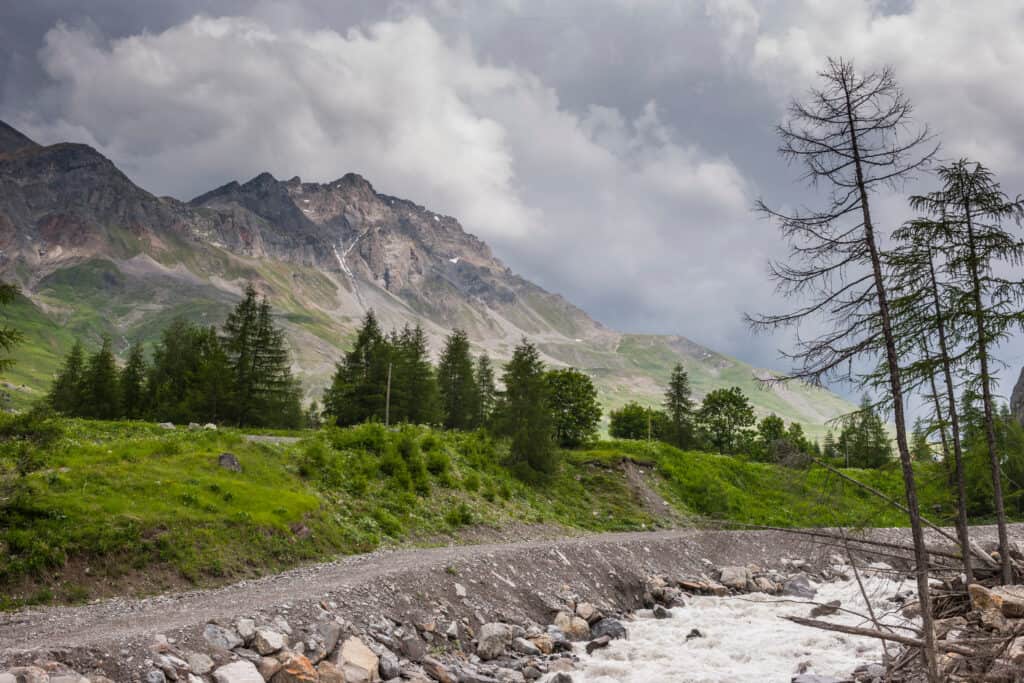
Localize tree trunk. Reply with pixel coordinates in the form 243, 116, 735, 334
843, 80, 939, 682
965, 207, 1014, 585
926, 252, 974, 583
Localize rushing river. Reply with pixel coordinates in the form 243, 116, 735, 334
573, 569, 915, 683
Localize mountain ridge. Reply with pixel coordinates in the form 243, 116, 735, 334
0, 121, 853, 432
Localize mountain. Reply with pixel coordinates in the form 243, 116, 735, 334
0, 121, 854, 432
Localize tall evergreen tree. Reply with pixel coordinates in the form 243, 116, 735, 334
545, 368, 601, 448
83, 337, 121, 420
250, 297, 302, 427
496, 339, 555, 474
390, 324, 440, 425
188, 327, 235, 424
437, 330, 479, 429
48, 340, 87, 415
120, 341, 148, 420
836, 396, 893, 469
663, 363, 695, 449
147, 319, 205, 423
324, 310, 390, 425
221, 285, 262, 425
907, 160, 1024, 584
475, 354, 497, 427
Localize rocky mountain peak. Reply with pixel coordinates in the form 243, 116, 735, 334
0, 120, 39, 156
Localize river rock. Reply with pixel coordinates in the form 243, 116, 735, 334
378, 650, 401, 680
719, 566, 750, 590
653, 605, 672, 619
212, 661, 263, 683
792, 676, 842, 683
528, 633, 554, 654
204, 623, 243, 650
783, 574, 817, 599
586, 635, 611, 654
186, 653, 214, 675
686, 628, 703, 640
146, 671, 167, 683
477, 623, 514, 660
258, 658, 283, 681
218, 453, 242, 472
590, 618, 627, 641
335, 636, 380, 682
317, 621, 342, 654
575, 602, 598, 622
254, 627, 286, 654
553, 611, 590, 640
271, 651, 317, 683
512, 637, 541, 656
422, 656, 456, 683
158, 422, 175, 430
809, 600, 841, 617
235, 617, 256, 642
754, 577, 779, 594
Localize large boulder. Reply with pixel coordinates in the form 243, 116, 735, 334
334, 636, 380, 682
553, 611, 590, 641
718, 566, 751, 590
204, 623, 243, 650
590, 618, 627, 641
212, 661, 263, 683
477, 623, 514, 660
218, 453, 243, 472
254, 627, 286, 655
783, 574, 817, 599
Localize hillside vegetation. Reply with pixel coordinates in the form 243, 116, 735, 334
0, 417, 958, 610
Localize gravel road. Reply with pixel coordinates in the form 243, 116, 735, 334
1, 524, 1021, 659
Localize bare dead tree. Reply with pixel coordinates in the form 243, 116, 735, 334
747, 58, 940, 681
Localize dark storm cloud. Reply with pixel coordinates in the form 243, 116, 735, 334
2, 0, 1024, 389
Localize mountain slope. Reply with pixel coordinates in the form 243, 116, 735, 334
0, 121, 853, 432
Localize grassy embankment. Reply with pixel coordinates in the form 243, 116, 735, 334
1, 418, 956, 610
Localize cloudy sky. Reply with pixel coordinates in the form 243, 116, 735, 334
3, 0, 1024, 393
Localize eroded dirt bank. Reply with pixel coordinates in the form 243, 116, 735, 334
1, 524, 1022, 680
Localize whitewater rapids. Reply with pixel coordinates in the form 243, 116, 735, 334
573, 569, 915, 683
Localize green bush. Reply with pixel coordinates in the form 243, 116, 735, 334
445, 502, 474, 527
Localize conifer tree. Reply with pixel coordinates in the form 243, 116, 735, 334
475, 354, 497, 427
437, 330, 479, 430
48, 340, 87, 415
188, 327, 234, 424
907, 160, 1024, 584
496, 339, 555, 474
390, 324, 439, 425
837, 396, 893, 469
324, 310, 390, 425
83, 337, 121, 420
911, 418, 931, 461
120, 341, 148, 419
663, 363, 695, 449
251, 297, 302, 427
147, 319, 205, 423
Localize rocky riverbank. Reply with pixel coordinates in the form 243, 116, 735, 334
2, 525, 1023, 682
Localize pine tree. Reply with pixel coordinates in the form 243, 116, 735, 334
475, 354, 497, 427
221, 285, 262, 425
837, 396, 894, 468
911, 418, 932, 461
48, 340, 87, 415
437, 330, 479, 430
496, 339, 555, 475
83, 337, 121, 420
545, 368, 601, 448
324, 310, 390, 425
188, 327, 234, 424
663, 363, 695, 449
147, 319, 205, 423
120, 341, 148, 419
251, 297, 302, 427
391, 324, 440, 425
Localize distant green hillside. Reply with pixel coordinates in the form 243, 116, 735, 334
1, 418, 953, 609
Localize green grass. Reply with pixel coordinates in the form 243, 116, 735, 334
0, 418, 966, 610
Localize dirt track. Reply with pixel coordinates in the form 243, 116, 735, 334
2, 523, 1022, 661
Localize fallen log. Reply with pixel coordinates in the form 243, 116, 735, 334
784, 616, 977, 657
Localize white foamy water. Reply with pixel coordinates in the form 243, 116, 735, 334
573, 572, 915, 683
